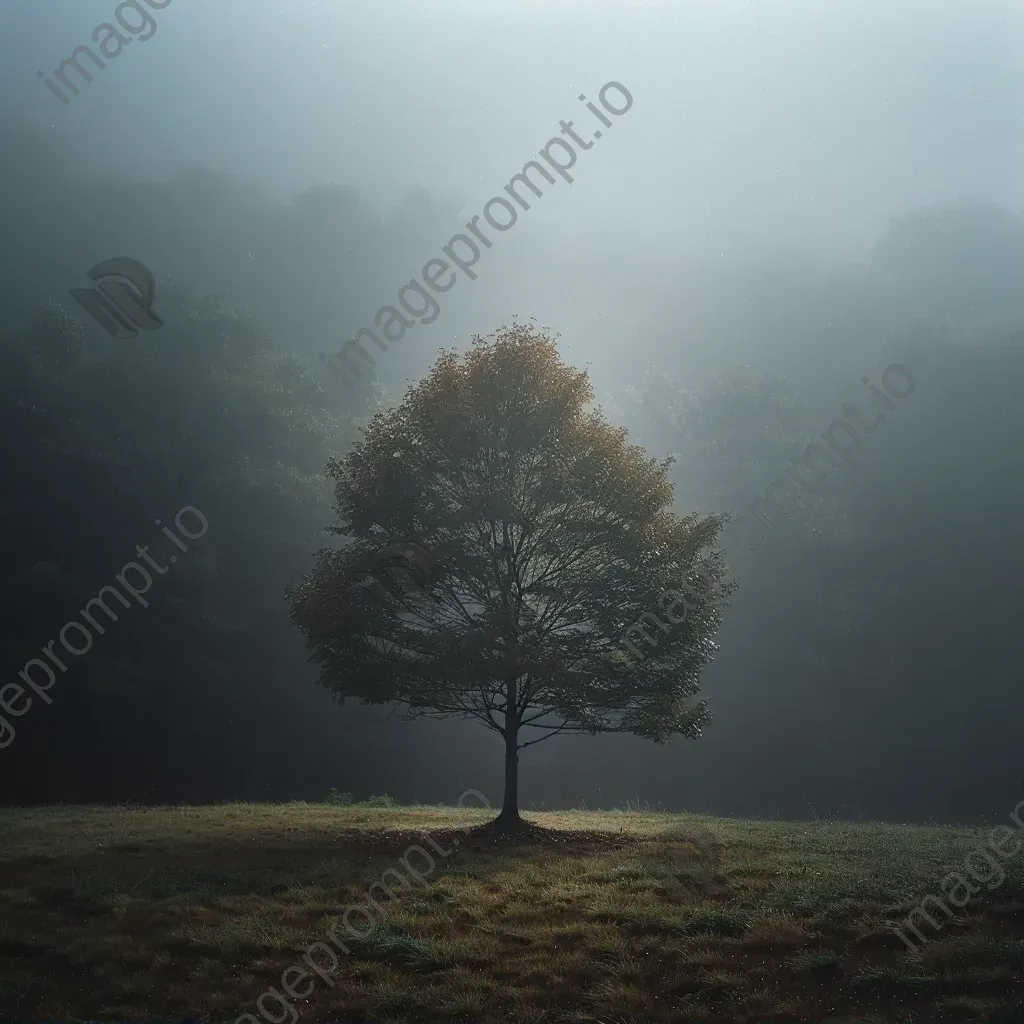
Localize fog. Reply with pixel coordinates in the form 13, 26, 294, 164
1, 0, 1022, 824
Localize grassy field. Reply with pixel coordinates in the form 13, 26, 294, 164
0, 803, 1022, 1023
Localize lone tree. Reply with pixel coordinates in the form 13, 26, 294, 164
289, 324, 736, 831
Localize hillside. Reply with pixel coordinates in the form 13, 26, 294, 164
1, 804, 1022, 1022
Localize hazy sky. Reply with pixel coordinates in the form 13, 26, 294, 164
7, 0, 1021, 261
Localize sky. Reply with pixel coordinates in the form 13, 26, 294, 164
9, 0, 1021, 256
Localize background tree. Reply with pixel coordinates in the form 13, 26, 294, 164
289, 324, 736, 830
871, 200, 1024, 330
0, 286, 357, 802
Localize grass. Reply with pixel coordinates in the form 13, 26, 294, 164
0, 803, 1022, 1022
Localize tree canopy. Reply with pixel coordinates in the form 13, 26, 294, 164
0, 285, 357, 800
289, 323, 736, 828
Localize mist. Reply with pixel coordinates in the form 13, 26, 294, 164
2, 0, 1023, 827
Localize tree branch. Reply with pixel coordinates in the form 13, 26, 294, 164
518, 720, 573, 749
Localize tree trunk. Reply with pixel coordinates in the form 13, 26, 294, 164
495, 676, 523, 831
